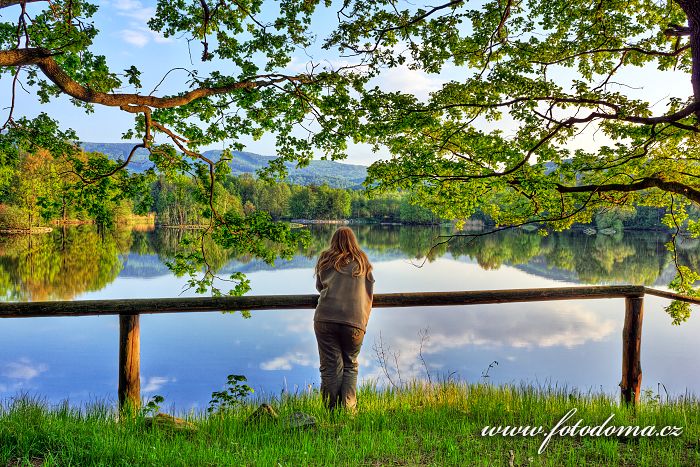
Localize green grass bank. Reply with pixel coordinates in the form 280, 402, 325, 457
1, 382, 699, 466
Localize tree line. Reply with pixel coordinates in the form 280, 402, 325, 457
154, 173, 444, 225
0, 147, 687, 231
0, 149, 444, 230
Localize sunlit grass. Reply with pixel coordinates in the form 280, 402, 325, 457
1, 381, 698, 466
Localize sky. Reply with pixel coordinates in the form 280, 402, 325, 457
0, 0, 694, 167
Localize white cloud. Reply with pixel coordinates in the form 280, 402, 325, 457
112, 0, 171, 47
260, 352, 314, 371
285, 55, 369, 75
121, 29, 150, 47
375, 65, 444, 100
119, 27, 170, 48
2, 358, 48, 381
152, 33, 171, 44
112, 0, 156, 22
142, 376, 176, 392
112, 0, 142, 9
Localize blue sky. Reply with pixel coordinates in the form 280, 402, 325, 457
0, 0, 694, 167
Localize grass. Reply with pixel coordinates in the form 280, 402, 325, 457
1, 381, 699, 466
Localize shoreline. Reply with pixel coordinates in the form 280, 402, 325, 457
0, 227, 53, 234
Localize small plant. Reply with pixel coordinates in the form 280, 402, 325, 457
207, 374, 254, 413
641, 388, 661, 406
141, 395, 165, 417
372, 332, 404, 390
481, 360, 499, 380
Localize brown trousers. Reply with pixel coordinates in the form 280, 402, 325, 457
314, 321, 365, 410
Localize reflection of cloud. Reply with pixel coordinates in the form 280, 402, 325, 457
264, 300, 618, 385
375, 303, 615, 349
0, 382, 25, 394
361, 303, 617, 382
260, 352, 314, 371
142, 376, 176, 392
2, 358, 48, 380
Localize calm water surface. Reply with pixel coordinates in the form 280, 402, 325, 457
0, 225, 698, 410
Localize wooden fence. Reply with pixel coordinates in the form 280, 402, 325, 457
0, 285, 696, 409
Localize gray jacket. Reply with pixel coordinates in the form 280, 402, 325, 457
314, 261, 375, 331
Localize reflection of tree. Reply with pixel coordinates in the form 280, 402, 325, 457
446, 230, 672, 285
298, 224, 451, 262
545, 233, 670, 285
450, 231, 543, 270
0, 224, 694, 301
0, 226, 126, 301
147, 227, 251, 273
278, 226, 680, 285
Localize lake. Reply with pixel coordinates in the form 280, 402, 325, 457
0, 224, 698, 411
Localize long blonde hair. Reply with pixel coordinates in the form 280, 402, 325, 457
315, 227, 372, 277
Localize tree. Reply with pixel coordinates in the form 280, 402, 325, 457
289, 186, 316, 219
315, 0, 700, 320
11, 149, 52, 229
399, 196, 442, 225
313, 184, 350, 219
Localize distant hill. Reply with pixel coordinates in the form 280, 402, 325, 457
79, 142, 368, 188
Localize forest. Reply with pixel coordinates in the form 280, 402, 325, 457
0, 147, 443, 229
0, 147, 678, 231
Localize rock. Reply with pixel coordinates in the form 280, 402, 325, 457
145, 413, 196, 433
582, 228, 596, 235
598, 227, 617, 235
245, 403, 279, 425
285, 412, 317, 430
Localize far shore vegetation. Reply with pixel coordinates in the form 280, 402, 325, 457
0, 149, 690, 234
1, 381, 698, 466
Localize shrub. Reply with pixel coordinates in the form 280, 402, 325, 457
0, 204, 28, 229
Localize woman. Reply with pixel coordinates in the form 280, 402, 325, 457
314, 226, 375, 411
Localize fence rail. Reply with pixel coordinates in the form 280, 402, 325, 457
0, 285, 693, 409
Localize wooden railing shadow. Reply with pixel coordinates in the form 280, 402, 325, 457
0, 285, 695, 410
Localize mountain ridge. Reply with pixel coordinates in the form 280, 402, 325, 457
79, 142, 368, 188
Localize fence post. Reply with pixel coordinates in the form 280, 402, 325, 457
118, 314, 140, 411
621, 297, 644, 405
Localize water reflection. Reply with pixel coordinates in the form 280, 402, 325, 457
0, 225, 687, 297
0, 227, 129, 301
0, 224, 699, 407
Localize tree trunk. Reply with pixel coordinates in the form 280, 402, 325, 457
118, 314, 140, 412
678, 0, 700, 118
621, 297, 644, 405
